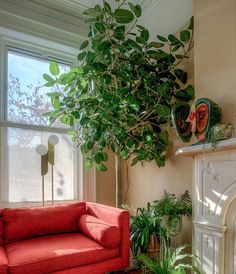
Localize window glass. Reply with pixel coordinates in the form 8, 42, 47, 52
1, 126, 75, 203
7, 50, 70, 127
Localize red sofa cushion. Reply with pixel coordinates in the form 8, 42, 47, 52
0, 219, 4, 245
78, 214, 121, 248
2, 202, 86, 243
0, 246, 8, 274
6, 232, 119, 274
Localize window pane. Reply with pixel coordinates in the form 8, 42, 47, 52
1, 125, 76, 204
7, 49, 70, 127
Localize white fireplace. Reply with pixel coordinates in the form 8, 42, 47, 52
176, 138, 236, 274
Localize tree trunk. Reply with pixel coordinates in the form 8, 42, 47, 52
115, 154, 122, 207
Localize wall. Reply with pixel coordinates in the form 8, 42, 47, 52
125, 31, 194, 244
194, 0, 236, 124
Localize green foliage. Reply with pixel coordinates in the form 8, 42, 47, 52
139, 243, 201, 274
129, 191, 192, 265
130, 203, 160, 262
43, 0, 194, 171
152, 191, 192, 238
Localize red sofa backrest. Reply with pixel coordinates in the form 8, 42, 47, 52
0, 210, 3, 245
2, 202, 87, 243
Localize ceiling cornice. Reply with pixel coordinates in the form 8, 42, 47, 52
137, 0, 162, 14
0, 0, 88, 32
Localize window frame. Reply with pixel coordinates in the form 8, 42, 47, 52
0, 29, 87, 207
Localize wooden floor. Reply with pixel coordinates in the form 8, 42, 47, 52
109, 267, 142, 274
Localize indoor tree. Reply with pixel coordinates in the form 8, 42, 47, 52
43, 0, 194, 205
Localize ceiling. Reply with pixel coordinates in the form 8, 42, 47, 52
31, 0, 193, 36
0, 0, 193, 45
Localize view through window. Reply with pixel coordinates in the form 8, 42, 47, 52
0, 47, 76, 205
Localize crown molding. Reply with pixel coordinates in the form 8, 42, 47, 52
137, 0, 162, 13
0, 9, 85, 49
0, 0, 88, 35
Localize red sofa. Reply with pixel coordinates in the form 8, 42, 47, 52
0, 202, 130, 274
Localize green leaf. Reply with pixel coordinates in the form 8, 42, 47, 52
86, 52, 95, 64
104, 2, 112, 14
157, 35, 168, 42
168, 34, 183, 46
120, 149, 129, 159
148, 42, 164, 49
77, 52, 86, 61
113, 25, 125, 39
127, 138, 135, 148
155, 154, 165, 167
114, 9, 134, 24
85, 159, 93, 168
140, 29, 149, 42
174, 85, 195, 101
49, 61, 60, 76
180, 30, 190, 42
60, 115, 70, 124
96, 163, 108, 172
156, 104, 171, 117
128, 3, 142, 17
95, 22, 106, 33
43, 73, 56, 85
95, 152, 104, 164
185, 85, 195, 99
83, 8, 101, 18
188, 16, 194, 30
172, 44, 181, 52
102, 152, 108, 161
80, 40, 89, 50
157, 82, 171, 96
174, 69, 187, 84
87, 141, 94, 149
134, 5, 142, 17
110, 143, 116, 153
81, 144, 89, 154
127, 39, 142, 52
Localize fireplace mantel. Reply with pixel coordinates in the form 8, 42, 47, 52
176, 137, 236, 274
175, 137, 236, 157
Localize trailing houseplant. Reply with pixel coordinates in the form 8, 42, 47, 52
43, 0, 194, 171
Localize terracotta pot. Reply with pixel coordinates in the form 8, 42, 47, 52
147, 234, 159, 258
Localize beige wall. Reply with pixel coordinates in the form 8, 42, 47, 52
194, 0, 236, 124
96, 152, 116, 207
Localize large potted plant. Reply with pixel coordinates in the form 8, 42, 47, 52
43, 0, 194, 205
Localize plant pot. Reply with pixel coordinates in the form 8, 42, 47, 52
160, 215, 182, 237
147, 234, 159, 258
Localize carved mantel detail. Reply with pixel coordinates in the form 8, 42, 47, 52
176, 138, 236, 274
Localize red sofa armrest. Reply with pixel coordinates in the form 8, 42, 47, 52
86, 202, 130, 267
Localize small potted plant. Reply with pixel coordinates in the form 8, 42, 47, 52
130, 203, 160, 265
139, 242, 201, 274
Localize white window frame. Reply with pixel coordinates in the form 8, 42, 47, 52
0, 27, 96, 207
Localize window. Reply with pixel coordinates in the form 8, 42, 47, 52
7, 49, 69, 127
0, 39, 79, 207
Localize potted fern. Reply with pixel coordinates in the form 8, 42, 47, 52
152, 191, 192, 239
139, 243, 201, 274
